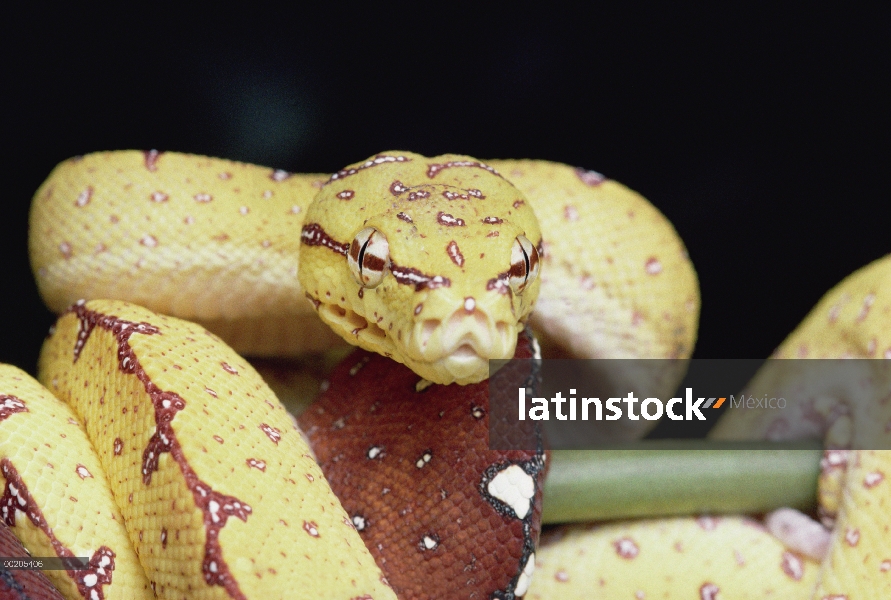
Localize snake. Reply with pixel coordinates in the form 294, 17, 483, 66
1, 149, 886, 598
526, 254, 891, 599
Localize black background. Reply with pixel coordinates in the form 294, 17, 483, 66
2, 6, 887, 374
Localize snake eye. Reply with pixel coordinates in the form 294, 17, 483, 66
509, 235, 540, 294
348, 227, 390, 288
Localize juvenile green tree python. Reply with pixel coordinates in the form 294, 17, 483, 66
0, 150, 887, 598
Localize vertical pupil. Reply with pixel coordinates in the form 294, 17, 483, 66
521, 245, 530, 281
358, 237, 370, 274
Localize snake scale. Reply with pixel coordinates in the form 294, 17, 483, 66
0, 149, 887, 598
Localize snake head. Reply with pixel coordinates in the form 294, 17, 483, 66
299, 152, 542, 385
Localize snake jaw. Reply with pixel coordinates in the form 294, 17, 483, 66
410, 296, 518, 384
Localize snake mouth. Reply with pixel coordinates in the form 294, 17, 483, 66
429, 343, 492, 385
410, 306, 517, 384
317, 300, 516, 385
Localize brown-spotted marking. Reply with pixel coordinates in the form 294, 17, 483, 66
143, 149, 161, 172
446, 241, 464, 267
2, 458, 116, 600
327, 154, 411, 184
0, 395, 27, 422
69, 303, 252, 600
426, 160, 502, 180
301, 222, 350, 256
574, 167, 606, 186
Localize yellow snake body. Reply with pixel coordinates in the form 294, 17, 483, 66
29, 151, 342, 358
0, 363, 153, 598
4, 149, 886, 598
30, 299, 395, 599
486, 159, 699, 364
29, 151, 699, 389
527, 255, 891, 599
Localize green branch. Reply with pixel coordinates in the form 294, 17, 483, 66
542, 441, 822, 523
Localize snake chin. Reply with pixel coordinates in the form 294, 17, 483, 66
412, 326, 519, 386
430, 345, 490, 385
317, 300, 517, 385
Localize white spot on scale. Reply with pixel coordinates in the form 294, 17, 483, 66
857, 293, 875, 322
76, 188, 92, 207
487, 464, 535, 518
367, 446, 383, 459
614, 537, 640, 558
781, 551, 804, 580
464, 297, 476, 312
421, 535, 439, 550
645, 257, 663, 275
828, 303, 842, 323
513, 552, 535, 596
864, 471, 884, 488
209, 500, 221, 523
416, 452, 432, 468
304, 521, 319, 536
83, 573, 98, 587
700, 583, 720, 600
